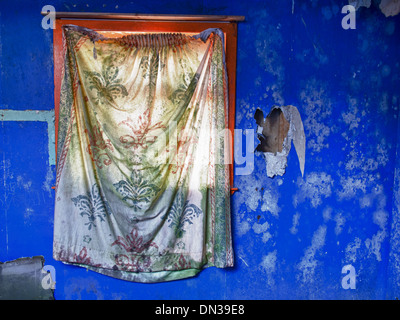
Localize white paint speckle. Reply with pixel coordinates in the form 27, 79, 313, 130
293, 172, 333, 208
260, 250, 277, 273
373, 209, 388, 229
260, 188, 280, 217
17, 176, 32, 191
42, 166, 54, 196
297, 225, 327, 283
389, 165, 400, 286
252, 221, 272, 243
365, 230, 387, 261
364, 191, 388, 261
236, 215, 251, 236
260, 250, 277, 287
24, 208, 34, 224
333, 213, 346, 235
290, 212, 301, 234
252, 221, 269, 233
322, 207, 332, 222
300, 78, 332, 155
235, 175, 263, 212
342, 100, 360, 130
254, 10, 285, 106
337, 137, 389, 201
345, 237, 362, 263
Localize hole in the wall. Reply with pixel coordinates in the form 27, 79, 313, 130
254, 107, 290, 154
254, 105, 306, 178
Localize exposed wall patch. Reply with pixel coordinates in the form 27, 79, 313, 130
0, 110, 55, 165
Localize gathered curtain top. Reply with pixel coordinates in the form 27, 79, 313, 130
63, 24, 225, 49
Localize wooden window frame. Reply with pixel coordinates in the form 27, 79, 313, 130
52, 14, 243, 193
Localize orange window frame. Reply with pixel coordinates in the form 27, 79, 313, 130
53, 17, 239, 193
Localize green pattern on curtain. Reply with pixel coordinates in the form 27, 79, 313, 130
53, 25, 233, 283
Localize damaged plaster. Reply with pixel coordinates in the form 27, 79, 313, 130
255, 105, 305, 178
0, 256, 54, 300
350, 0, 400, 16
380, 0, 400, 16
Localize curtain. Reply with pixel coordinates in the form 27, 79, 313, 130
53, 25, 233, 283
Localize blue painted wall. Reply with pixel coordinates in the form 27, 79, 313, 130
1, 0, 400, 299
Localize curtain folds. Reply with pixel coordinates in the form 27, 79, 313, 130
53, 25, 233, 283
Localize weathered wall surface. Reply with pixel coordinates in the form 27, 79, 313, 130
1, 0, 400, 299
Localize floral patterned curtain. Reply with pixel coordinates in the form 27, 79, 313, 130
53, 25, 233, 282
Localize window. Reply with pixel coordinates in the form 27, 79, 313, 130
49, 13, 244, 282
52, 13, 243, 192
